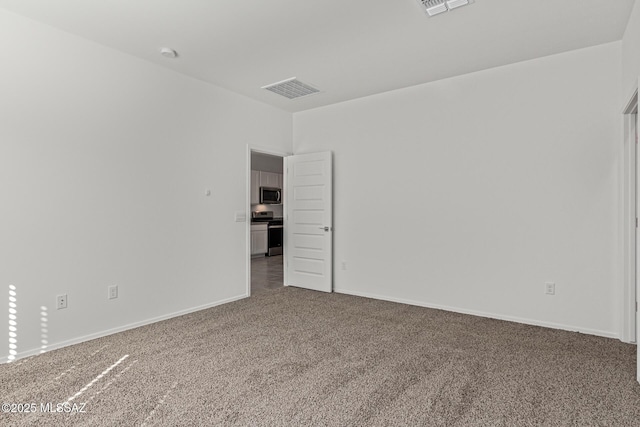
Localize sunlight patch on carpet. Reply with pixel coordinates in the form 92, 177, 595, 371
65, 354, 129, 404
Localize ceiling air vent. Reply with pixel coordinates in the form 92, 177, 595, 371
417, 0, 473, 16
262, 78, 320, 100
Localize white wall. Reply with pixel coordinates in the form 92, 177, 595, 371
620, 0, 640, 344
294, 42, 622, 337
0, 9, 292, 361
623, 0, 640, 101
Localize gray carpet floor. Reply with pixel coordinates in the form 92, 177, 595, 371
2, 287, 640, 426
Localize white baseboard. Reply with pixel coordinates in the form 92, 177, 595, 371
334, 288, 619, 340
3, 293, 249, 364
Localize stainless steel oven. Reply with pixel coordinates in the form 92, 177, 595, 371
267, 222, 283, 256
252, 211, 283, 256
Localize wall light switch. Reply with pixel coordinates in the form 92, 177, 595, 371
235, 212, 246, 222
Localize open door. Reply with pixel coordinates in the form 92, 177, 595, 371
622, 86, 639, 382
625, 85, 640, 383
635, 97, 640, 383
636, 107, 639, 383
284, 151, 333, 292
626, 84, 640, 383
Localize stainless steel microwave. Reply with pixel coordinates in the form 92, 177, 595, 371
260, 187, 281, 204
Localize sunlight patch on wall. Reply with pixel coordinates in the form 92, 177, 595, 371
8, 284, 17, 362
40, 306, 48, 354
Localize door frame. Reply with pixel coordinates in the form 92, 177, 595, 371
245, 145, 291, 297
622, 89, 638, 344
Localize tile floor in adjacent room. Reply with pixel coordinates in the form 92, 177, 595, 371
251, 255, 283, 294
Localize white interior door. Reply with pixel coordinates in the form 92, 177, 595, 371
284, 151, 333, 292
635, 108, 640, 382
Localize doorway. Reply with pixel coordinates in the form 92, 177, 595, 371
622, 90, 638, 350
248, 148, 286, 296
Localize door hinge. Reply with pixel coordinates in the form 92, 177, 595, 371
636, 301, 638, 312
636, 217, 638, 228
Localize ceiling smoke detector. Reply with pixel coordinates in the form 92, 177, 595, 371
417, 0, 473, 17
262, 78, 320, 100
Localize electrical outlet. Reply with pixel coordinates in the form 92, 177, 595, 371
341, 261, 347, 270
108, 285, 118, 300
545, 282, 555, 295
57, 294, 68, 310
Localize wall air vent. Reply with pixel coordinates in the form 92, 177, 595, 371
262, 78, 320, 100
417, 0, 473, 17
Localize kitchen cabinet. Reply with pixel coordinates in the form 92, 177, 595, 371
251, 223, 268, 256
260, 171, 282, 189
250, 170, 260, 205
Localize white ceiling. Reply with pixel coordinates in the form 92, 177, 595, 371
0, 0, 635, 112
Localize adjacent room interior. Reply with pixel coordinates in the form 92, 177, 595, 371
3, 0, 640, 424
250, 151, 284, 295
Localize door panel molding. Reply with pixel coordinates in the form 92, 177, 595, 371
284, 151, 333, 293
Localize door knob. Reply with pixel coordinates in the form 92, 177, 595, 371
319, 226, 331, 232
